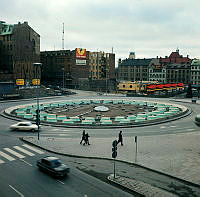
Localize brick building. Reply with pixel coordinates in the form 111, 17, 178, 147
40, 48, 115, 90
40, 50, 72, 87
0, 21, 40, 85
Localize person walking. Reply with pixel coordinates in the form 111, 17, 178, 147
80, 130, 86, 145
117, 131, 123, 146
85, 133, 90, 145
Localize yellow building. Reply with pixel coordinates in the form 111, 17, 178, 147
117, 81, 158, 93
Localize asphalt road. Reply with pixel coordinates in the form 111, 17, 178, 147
0, 150, 135, 197
1, 92, 200, 196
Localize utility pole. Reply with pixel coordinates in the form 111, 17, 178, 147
62, 23, 64, 50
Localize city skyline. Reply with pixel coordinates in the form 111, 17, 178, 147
2, 0, 200, 61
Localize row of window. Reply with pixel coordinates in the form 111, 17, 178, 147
191, 66, 200, 70
2, 35, 12, 42
150, 74, 165, 78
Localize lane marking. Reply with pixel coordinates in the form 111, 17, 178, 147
4, 148, 25, 159
0, 151, 15, 161
0, 159, 5, 164
187, 128, 195, 131
9, 185, 24, 197
22, 144, 44, 154
20, 159, 33, 166
13, 146, 35, 156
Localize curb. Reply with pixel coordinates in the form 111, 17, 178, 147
107, 175, 177, 197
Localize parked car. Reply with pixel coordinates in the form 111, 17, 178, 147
9, 121, 39, 132
37, 156, 70, 177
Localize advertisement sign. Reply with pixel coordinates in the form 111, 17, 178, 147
32, 79, 40, 85
16, 79, 24, 86
76, 59, 86, 65
76, 48, 86, 59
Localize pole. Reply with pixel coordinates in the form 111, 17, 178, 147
135, 140, 137, 163
135, 136, 137, 163
33, 63, 42, 140
62, 68, 65, 90
114, 158, 116, 179
37, 67, 40, 140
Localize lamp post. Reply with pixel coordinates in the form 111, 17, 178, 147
62, 67, 65, 90
33, 63, 42, 140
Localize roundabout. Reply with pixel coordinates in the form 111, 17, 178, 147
5, 98, 189, 128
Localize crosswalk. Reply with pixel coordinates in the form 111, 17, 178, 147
0, 144, 44, 164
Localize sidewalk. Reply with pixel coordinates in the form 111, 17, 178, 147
22, 131, 200, 196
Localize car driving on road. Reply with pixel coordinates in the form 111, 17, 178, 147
9, 121, 39, 132
37, 156, 70, 177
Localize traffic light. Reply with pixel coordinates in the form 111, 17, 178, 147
112, 140, 118, 158
36, 109, 40, 126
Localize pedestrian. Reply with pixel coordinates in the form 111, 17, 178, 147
80, 130, 86, 145
117, 131, 123, 146
85, 133, 90, 145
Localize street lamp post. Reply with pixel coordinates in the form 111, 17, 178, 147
62, 67, 65, 90
33, 63, 42, 140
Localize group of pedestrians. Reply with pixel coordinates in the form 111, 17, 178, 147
80, 130, 124, 146
80, 130, 90, 145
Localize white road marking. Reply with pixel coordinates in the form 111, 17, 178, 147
4, 148, 25, 159
170, 125, 176, 128
41, 133, 69, 136
0, 159, 5, 164
186, 128, 195, 131
0, 151, 15, 161
22, 144, 44, 154
57, 180, 65, 185
160, 126, 166, 128
20, 159, 33, 166
13, 146, 35, 156
58, 134, 70, 136
9, 185, 24, 197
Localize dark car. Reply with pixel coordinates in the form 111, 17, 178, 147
37, 156, 70, 177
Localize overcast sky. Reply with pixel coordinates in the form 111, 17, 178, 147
2, 0, 200, 63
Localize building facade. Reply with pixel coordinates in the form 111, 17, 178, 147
149, 58, 166, 83
191, 59, 200, 85
0, 21, 40, 85
166, 63, 191, 84
40, 50, 72, 88
117, 58, 152, 82
40, 48, 115, 90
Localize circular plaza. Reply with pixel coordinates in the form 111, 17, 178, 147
5, 99, 189, 128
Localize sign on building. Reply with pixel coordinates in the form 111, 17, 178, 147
76, 48, 86, 59
16, 79, 24, 86
76, 59, 86, 65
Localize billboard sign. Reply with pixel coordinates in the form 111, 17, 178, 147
16, 79, 24, 86
76, 59, 86, 65
76, 48, 86, 59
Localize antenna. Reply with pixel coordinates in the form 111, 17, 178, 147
62, 23, 64, 50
